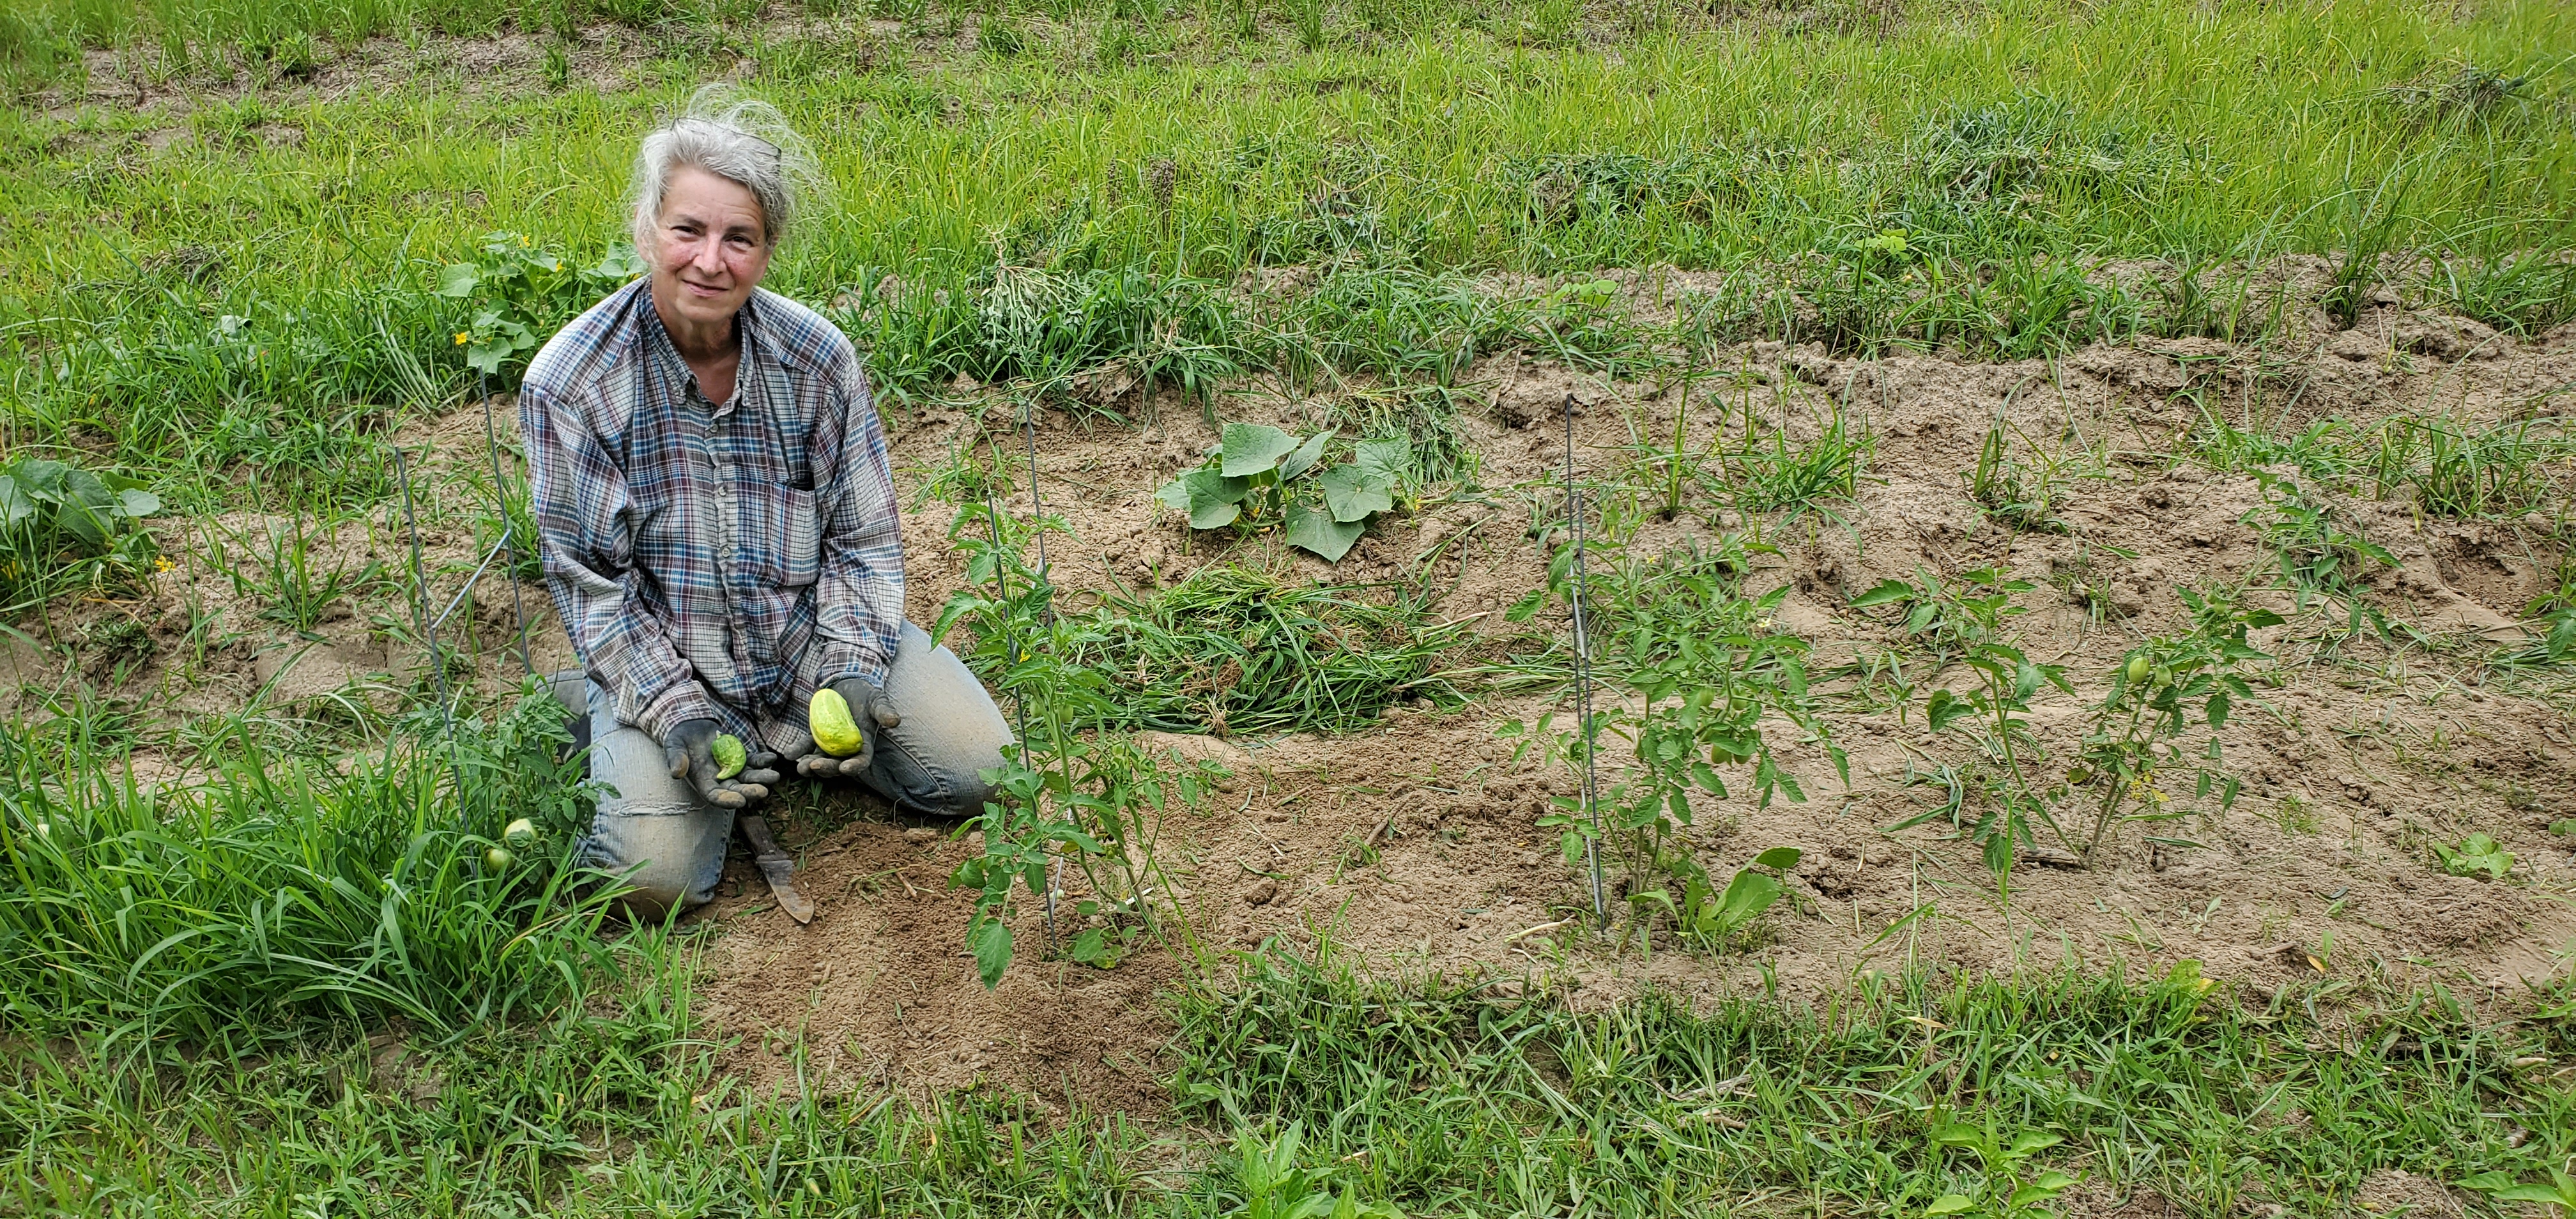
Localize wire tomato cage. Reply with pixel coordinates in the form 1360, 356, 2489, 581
387, 371, 536, 819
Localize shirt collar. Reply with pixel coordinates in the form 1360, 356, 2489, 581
636, 286, 762, 412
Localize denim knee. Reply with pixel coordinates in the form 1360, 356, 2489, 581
575, 679, 732, 913
866, 621, 1013, 817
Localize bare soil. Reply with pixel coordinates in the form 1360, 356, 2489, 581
13, 287, 2574, 1119
694, 295, 2576, 1112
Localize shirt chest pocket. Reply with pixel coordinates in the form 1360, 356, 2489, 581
737, 484, 822, 589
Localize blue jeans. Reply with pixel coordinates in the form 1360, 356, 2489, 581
547, 621, 1013, 917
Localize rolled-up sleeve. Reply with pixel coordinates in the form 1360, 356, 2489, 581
523, 381, 714, 740
807, 349, 905, 689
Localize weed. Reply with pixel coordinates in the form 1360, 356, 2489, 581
1171, 943, 2575, 1217
1629, 387, 1714, 521
1675, 268, 1798, 350
217, 510, 384, 639
1965, 416, 2067, 533
1326, 384, 1476, 489
979, 14, 1029, 54
1286, 0, 1327, 50
2271, 792, 2320, 836
1715, 398, 1874, 521
0, 687, 610, 1046
2432, 832, 2513, 880
2435, 252, 2576, 337
1054, 566, 1466, 736
844, 264, 1247, 412
2384, 63, 2532, 125
0, 455, 164, 611
1278, 267, 1514, 390
2370, 414, 2568, 519
1913, 95, 2176, 218
2191, 411, 2369, 489
2320, 175, 2411, 331
1798, 229, 1920, 355
2246, 472, 2396, 611
1519, 277, 1660, 378
2149, 254, 2263, 342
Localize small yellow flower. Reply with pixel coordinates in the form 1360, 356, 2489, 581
519, 234, 532, 247
154, 556, 174, 572
454, 332, 470, 345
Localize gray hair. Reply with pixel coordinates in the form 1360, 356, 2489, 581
628, 86, 820, 250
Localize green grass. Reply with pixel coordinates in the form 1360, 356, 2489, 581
0, 687, 611, 1049
6, 932, 2571, 1215
1176, 943, 2576, 1215
4, 0, 2573, 519
4, 0, 2575, 1209
950, 562, 1472, 737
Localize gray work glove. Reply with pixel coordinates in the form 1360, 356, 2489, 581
659, 717, 781, 810
795, 677, 902, 779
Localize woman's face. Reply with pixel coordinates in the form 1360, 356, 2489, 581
647, 164, 772, 337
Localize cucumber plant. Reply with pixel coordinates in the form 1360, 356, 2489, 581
1153, 422, 1408, 561
2432, 832, 2513, 880
0, 456, 164, 609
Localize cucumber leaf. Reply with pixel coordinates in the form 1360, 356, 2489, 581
1284, 501, 1365, 561
1154, 469, 1251, 529
1220, 422, 1298, 477
1321, 465, 1395, 523
1278, 427, 1338, 480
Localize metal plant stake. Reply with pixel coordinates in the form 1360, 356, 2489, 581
1563, 393, 1607, 931
391, 372, 537, 825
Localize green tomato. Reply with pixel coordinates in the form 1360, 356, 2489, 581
503, 818, 537, 846
486, 847, 515, 871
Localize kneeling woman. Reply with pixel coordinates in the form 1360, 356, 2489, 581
523, 89, 1011, 919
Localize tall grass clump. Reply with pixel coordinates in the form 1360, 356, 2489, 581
945, 562, 1466, 737
0, 687, 617, 1049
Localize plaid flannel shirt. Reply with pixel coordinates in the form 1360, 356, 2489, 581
521, 278, 903, 754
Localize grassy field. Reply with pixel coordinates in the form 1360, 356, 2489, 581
4, 0, 2570, 514
3, 0, 2575, 1212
